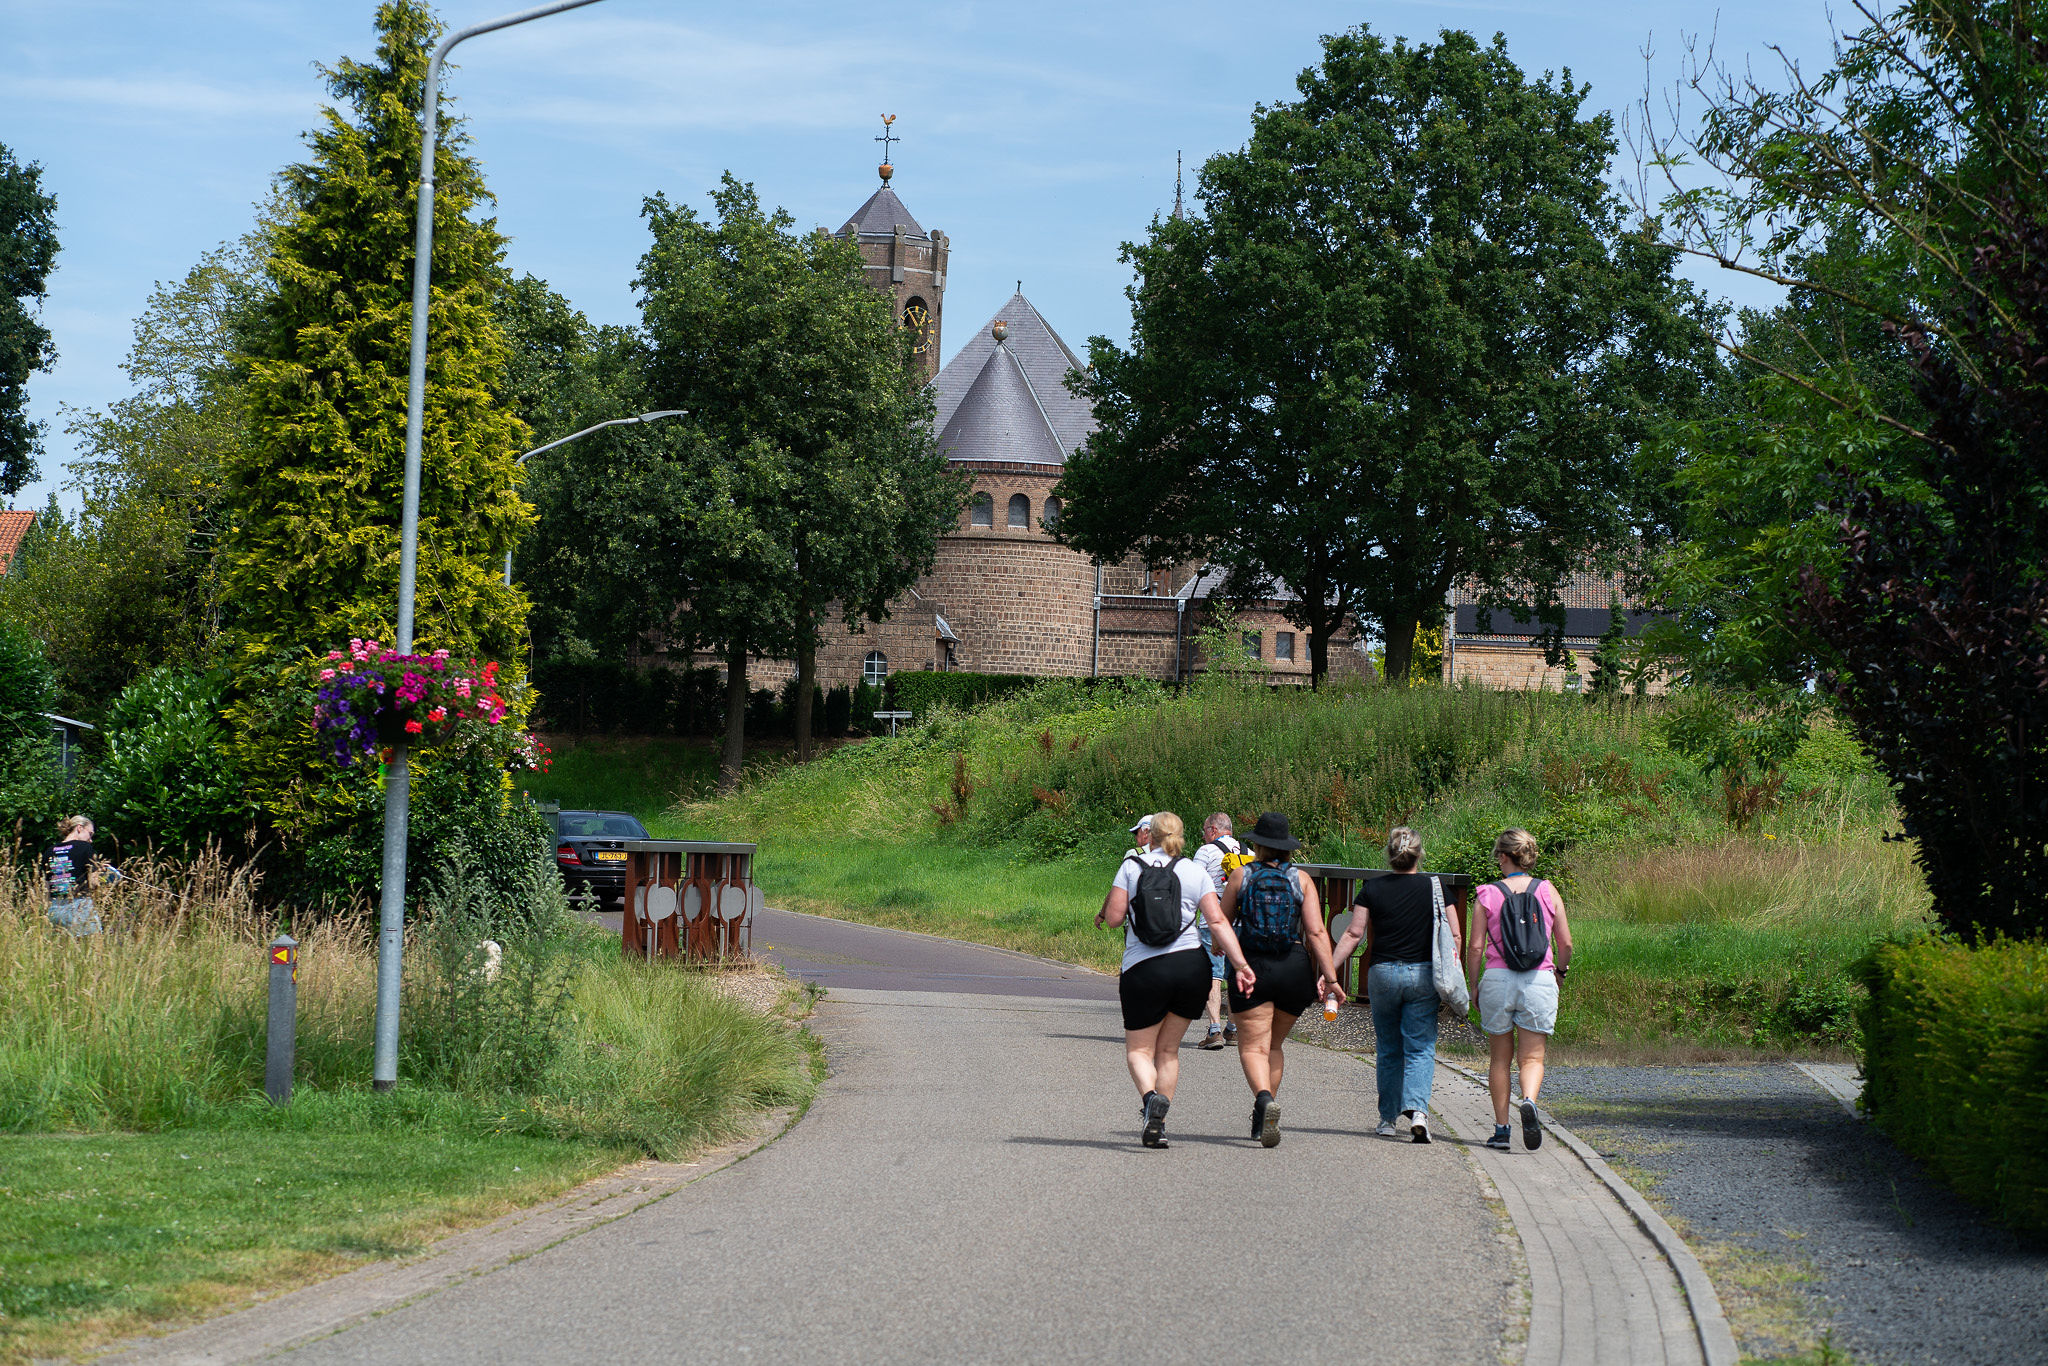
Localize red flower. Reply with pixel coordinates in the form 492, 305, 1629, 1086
427, 707, 446, 722
404, 720, 424, 734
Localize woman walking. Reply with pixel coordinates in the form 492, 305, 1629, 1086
1219, 811, 1343, 1148
1331, 827, 1453, 1143
46, 815, 105, 937
1098, 812, 1253, 1148
1467, 828, 1573, 1152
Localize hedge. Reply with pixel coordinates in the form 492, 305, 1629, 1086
888, 671, 1040, 718
1856, 935, 2048, 1234
530, 661, 726, 735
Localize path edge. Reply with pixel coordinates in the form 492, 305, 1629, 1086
1438, 1059, 1740, 1366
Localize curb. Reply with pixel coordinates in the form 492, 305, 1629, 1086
1438, 1059, 1740, 1366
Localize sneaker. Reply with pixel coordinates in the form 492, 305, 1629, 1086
1375, 1118, 1398, 1138
1200, 1028, 1226, 1051
1142, 1091, 1171, 1148
1486, 1126, 1512, 1151
1520, 1098, 1542, 1150
1223, 1021, 1238, 1043
1255, 1092, 1282, 1148
1411, 1111, 1430, 1144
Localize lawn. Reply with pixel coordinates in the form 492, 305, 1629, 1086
0, 862, 819, 1363
556, 679, 1926, 1057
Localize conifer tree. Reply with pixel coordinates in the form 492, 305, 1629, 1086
223, 0, 529, 663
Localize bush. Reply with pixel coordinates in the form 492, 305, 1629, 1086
889, 671, 1039, 718
529, 660, 725, 736
1856, 935, 2048, 1234
824, 685, 851, 737
89, 667, 252, 855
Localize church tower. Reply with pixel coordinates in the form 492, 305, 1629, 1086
837, 117, 948, 382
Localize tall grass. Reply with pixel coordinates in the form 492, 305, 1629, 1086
0, 851, 817, 1154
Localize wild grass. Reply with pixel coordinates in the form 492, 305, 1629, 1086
518, 733, 725, 815
0, 850, 819, 1360
651, 680, 1920, 1053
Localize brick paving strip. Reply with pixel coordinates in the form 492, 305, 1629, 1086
95, 1118, 793, 1366
1431, 1059, 1740, 1366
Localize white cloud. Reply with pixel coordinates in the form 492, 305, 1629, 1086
8, 74, 314, 123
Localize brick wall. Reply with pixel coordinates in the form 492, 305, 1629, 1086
1446, 640, 1669, 694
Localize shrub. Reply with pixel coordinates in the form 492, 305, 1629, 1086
1856, 935, 2048, 1234
529, 659, 724, 735
889, 671, 1038, 718
89, 667, 252, 855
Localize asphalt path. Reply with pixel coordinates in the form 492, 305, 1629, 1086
285, 913, 1513, 1364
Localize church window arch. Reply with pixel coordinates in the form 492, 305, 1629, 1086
1007, 493, 1031, 528
863, 651, 888, 686
970, 492, 993, 527
1041, 496, 1062, 531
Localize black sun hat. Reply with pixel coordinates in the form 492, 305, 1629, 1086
1247, 811, 1300, 852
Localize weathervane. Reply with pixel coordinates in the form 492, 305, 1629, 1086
876, 114, 899, 182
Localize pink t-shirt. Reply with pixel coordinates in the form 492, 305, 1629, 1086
1474, 878, 1562, 971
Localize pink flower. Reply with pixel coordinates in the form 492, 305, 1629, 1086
318, 668, 336, 681
404, 720, 423, 734
327, 651, 344, 661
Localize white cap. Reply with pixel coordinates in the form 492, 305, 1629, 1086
1129, 816, 1152, 834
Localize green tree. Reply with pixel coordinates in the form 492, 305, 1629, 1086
1058, 27, 1716, 684
0, 142, 59, 497
635, 175, 965, 778
222, 0, 529, 665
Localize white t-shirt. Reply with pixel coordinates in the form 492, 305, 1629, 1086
1190, 834, 1241, 896
1114, 849, 1211, 970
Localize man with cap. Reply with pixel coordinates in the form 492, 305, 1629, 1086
1123, 815, 1153, 860
1217, 811, 1343, 1147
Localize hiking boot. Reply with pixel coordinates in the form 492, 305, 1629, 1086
1255, 1092, 1282, 1148
1223, 1021, 1238, 1044
1520, 1099, 1542, 1150
1200, 1028, 1225, 1051
1486, 1126, 1512, 1151
1142, 1091, 1170, 1148
1411, 1111, 1430, 1144
1375, 1118, 1398, 1138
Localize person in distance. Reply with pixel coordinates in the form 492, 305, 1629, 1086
1098, 811, 1255, 1148
1467, 828, 1573, 1152
1218, 811, 1344, 1148
1190, 812, 1246, 1049
1331, 827, 1454, 1143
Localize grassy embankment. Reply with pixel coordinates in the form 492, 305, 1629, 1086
552, 680, 1922, 1056
0, 854, 818, 1363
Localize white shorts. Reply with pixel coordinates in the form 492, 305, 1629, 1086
1478, 967, 1557, 1036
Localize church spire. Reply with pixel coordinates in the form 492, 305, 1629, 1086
1173, 151, 1183, 220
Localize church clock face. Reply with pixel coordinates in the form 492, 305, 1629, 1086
902, 299, 933, 353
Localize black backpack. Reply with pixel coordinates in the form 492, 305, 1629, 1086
1124, 855, 1193, 947
1488, 878, 1552, 972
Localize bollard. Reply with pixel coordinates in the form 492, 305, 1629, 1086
266, 933, 298, 1105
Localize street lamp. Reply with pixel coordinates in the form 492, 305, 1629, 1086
374, 0, 608, 1093
503, 409, 689, 585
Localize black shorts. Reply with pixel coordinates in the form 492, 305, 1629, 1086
1119, 948, 1211, 1031
1229, 943, 1318, 1018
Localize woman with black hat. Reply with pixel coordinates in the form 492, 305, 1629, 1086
1219, 811, 1342, 1147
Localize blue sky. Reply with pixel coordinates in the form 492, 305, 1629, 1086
3, 1, 1837, 511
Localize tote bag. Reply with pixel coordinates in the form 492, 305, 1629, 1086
1430, 876, 1470, 1011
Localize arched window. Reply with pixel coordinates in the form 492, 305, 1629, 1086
1041, 496, 1062, 530
1007, 493, 1030, 528
970, 492, 993, 527
863, 651, 888, 686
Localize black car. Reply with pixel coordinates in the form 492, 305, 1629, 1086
548, 809, 650, 907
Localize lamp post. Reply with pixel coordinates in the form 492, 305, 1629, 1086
374, 0, 609, 1093
503, 409, 689, 585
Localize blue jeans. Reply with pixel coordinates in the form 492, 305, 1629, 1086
1368, 960, 1438, 1122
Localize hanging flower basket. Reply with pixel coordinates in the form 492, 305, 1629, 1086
312, 639, 508, 766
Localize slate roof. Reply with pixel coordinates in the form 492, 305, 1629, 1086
932, 294, 1094, 463
0, 511, 33, 574
935, 340, 1067, 466
840, 185, 925, 239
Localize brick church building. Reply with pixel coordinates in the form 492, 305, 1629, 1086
774, 162, 1373, 692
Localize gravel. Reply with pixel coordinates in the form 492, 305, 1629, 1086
1534, 1064, 2048, 1365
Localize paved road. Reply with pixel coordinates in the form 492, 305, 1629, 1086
278, 914, 1513, 1364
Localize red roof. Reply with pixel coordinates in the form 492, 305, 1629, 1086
0, 511, 32, 574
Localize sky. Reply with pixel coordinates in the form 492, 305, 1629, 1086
2, 0, 1840, 513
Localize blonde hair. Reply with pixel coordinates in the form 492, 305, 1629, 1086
1494, 827, 1539, 870
58, 815, 92, 840
1150, 811, 1186, 858
1386, 826, 1423, 871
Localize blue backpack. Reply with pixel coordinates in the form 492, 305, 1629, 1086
1236, 861, 1302, 955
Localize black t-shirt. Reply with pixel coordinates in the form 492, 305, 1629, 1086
1353, 872, 1436, 966
48, 840, 95, 899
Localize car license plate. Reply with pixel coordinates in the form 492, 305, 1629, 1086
595, 851, 627, 862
